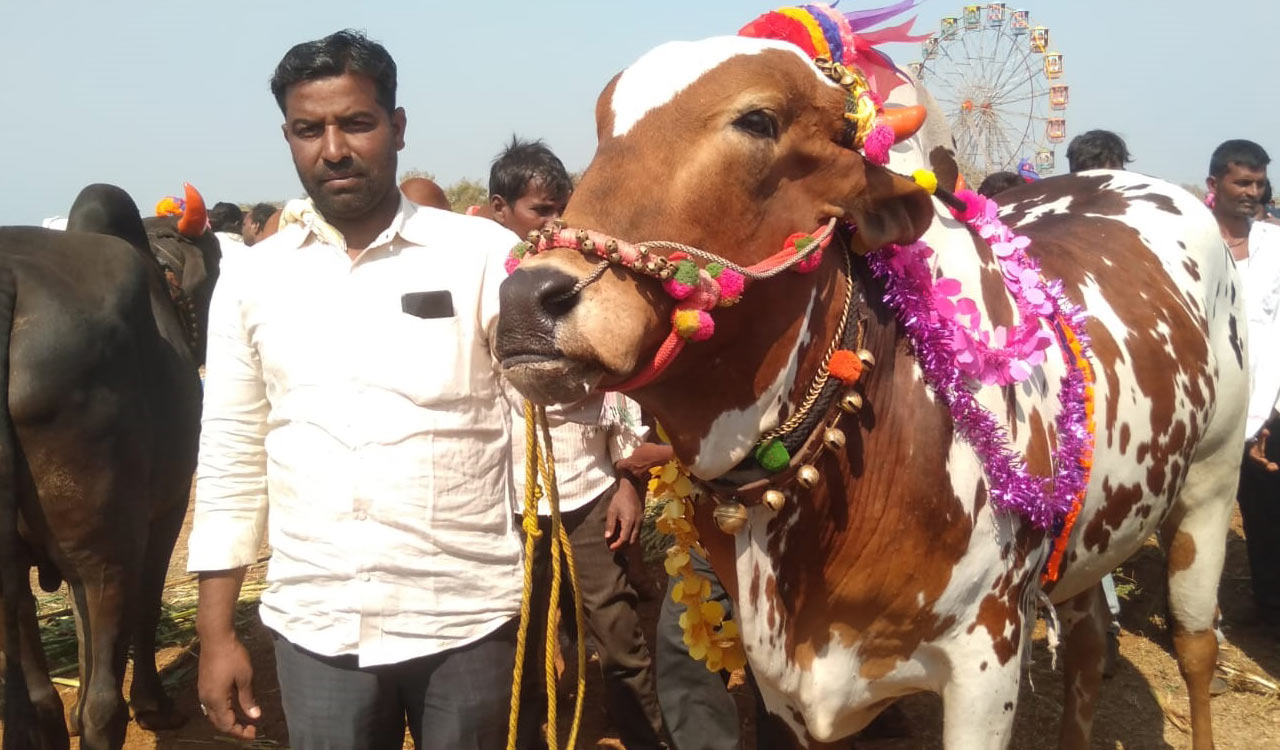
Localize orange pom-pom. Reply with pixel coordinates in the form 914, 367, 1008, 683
829, 349, 863, 384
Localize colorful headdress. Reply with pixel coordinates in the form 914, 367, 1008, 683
155, 196, 186, 217
739, 2, 931, 164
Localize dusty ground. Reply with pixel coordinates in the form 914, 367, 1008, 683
9, 504, 1278, 749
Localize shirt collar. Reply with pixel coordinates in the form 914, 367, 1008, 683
279, 194, 426, 252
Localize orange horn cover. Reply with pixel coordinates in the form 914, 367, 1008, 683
176, 182, 207, 237
881, 104, 927, 144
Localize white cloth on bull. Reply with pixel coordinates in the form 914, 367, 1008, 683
188, 195, 528, 668
1237, 219, 1280, 438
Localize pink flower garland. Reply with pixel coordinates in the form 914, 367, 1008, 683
868, 190, 1095, 529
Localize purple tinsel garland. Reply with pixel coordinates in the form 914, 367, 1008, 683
867, 198, 1095, 530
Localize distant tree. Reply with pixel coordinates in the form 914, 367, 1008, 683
445, 178, 489, 213
400, 168, 437, 183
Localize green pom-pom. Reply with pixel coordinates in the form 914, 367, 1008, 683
706, 262, 725, 278
755, 439, 790, 473
793, 236, 814, 252
513, 242, 530, 258
673, 260, 700, 286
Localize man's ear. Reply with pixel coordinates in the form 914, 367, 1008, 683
839, 159, 935, 254
392, 107, 406, 151
490, 194, 509, 225
1205, 176, 1217, 195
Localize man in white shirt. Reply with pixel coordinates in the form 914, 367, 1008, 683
1208, 139, 1280, 630
190, 30, 532, 749
486, 141, 668, 748
210, 201, 249, 265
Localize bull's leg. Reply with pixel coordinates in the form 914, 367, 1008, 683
940, 632, 1023, 749
67, 573, 131, 750
1161, 481, 1233, 750
1055, 584, 1108, 750
0, 584, 71, 748
128, 500, 188, 730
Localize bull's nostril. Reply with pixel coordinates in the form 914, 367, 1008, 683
532, 270, 582, 320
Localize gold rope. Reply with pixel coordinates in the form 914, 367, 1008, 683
506, 402, 587, 750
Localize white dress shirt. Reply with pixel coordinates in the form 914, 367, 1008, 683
214, 231, 249, 266
510, 393, 648, 515
188, 196, 524, 667
1237, 219, 1280, 438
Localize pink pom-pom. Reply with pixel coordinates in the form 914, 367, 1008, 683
504, 256, 520, 275
950, 189, 985, 223
663, 278, 696, 299
863, 124, 894, 166
794, 248, 824, 273
716, 269, 745, 302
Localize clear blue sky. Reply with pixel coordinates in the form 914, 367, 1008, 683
1, 0, 1275, 224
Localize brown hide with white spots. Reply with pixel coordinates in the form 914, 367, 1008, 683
496, 38, 1244, 750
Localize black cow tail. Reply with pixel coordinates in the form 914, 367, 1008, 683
0, 265, 35, 750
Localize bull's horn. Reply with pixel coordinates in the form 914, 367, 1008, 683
176, 182, 207, 237
881, 105, 927, 144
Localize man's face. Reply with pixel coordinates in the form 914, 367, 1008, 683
281, 73, 405, 221
492, 180, 568, 239
1208, 163, 1267, 220
241, 214, 258, 245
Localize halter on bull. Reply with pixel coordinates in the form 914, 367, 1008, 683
497, 4, 1245, 748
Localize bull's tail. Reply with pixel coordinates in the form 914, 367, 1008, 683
0, 264, 36, 749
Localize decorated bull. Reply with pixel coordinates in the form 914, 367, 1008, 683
1, 183, 218, 749
497, 4, 1243, 749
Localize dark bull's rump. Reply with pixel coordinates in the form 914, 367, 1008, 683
0, 184, 214, 748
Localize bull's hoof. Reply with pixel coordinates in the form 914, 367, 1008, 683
133, 705, 188, 731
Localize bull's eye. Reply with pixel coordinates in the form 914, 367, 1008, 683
733, 110, 779, 140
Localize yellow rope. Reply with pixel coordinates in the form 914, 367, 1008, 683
506, 402, 587, 750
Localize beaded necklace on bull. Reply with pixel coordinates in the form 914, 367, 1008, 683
506, 40, 1097, 677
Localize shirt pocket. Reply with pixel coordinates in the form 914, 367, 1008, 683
362, 312, 470, 405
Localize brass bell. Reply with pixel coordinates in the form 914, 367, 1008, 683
582, 239, 595, 252
713, 503, 749, 534
822, 427, 847, 451
796, 464, 820, 489
857, 349, 875, 368
839, 391, 864, 413
762, 489, 786, 512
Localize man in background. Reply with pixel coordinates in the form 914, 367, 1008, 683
1066, 129, 1131, 172
485, 138, 668, 749
241, 202, 278, 246
1208, 140, 1280, 633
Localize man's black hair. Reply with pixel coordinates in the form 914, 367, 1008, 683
1263, 180, 1273, 208
1066, 130, 1131, 172
978, 171, 1023, 198
209, 202, 244, 233
489, 137, 573, 204
249, 203, 276, 230
1209, 139, 1270, 179
270, 29, 397, 115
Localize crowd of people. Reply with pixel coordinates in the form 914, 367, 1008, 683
69, 26, 1268, 750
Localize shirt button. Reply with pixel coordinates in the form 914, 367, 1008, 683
360, 572, 371, 582
355, 510, 368, 521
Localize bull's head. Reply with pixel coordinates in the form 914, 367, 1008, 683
142, 183, 221, 363
496, 37, 932, 475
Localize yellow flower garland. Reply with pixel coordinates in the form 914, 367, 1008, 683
649, 460, 747, 673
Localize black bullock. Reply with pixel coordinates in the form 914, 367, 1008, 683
0, 183, 217, 749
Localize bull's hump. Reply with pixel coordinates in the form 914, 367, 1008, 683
609, 36, 831, 138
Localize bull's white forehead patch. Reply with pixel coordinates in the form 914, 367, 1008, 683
610, 36, 835, 138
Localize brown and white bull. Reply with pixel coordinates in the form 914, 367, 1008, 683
496, 37, 1245, 749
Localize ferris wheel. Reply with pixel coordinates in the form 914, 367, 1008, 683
907, 4, 1068, 178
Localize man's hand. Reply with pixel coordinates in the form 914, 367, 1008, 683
604, 479, 643, 551
1247, 428, 1279, 473
614, 443, 675, 480
197, 633, 261, 740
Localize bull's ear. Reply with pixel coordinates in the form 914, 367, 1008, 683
843, 163, 934, 254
